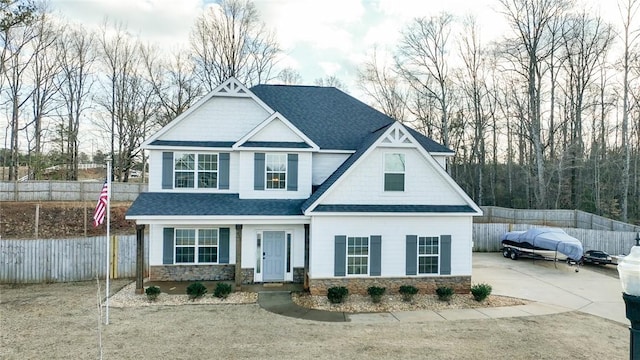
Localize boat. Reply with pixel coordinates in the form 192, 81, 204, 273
500, 227, 584, 262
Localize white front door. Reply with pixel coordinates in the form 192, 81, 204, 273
263, 231, 285, 282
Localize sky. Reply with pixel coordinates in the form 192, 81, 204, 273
47, 0, 618, 95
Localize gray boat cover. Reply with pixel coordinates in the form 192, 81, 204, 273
500, 227, 584, 261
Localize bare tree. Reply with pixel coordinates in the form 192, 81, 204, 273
1, 7, 36, 180
356, 47, 408, 121
56, 24, 95, 180
314, 75, 348, 91
277, 67, 302, 85
141, 45, 202, 127
396, 13, 454, 149
498, 0, 572, 208
618, 0, 639, 222
190, 0, 280, 90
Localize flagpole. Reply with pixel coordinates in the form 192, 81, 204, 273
105, 159, 111, 325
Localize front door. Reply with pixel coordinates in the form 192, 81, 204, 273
263, 231, 285, 282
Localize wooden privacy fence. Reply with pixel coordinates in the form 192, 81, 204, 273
0, 235, 148, 284
0, 181, 147, 202
477, 206, 640, 232
473, 223, 639, 255
1, 224, 637, 284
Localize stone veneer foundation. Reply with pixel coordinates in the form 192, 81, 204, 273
308, 276, 471, 296
150, 265, 235, 282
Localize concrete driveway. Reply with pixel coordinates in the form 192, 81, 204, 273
472, 252, 627, 324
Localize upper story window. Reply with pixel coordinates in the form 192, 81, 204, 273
174, 153, 218, 189
384, 153, 405, 191
266, 153, 287, 189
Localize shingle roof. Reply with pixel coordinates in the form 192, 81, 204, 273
250, 84, 453, 153
240, 141, 311, 148
301, 124, 389, 212
312, 205, 476, 213
126, 193, 306, 217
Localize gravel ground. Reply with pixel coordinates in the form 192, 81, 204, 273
0, 280, 629, 360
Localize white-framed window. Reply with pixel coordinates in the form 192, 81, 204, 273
266, 153, 287, 189
418, 236, 439, 274
174, 152, 218, 189
175, 228, 219, 264
347, 236, 369, 275
384, 153, 405, 191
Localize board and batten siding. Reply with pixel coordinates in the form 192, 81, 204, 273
321, 147, 468, 206
0, 235, 147, 284
309, 216, 473, 279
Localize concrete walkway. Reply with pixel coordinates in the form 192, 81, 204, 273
257, 253, 628, 324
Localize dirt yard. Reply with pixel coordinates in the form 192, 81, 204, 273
0, 280, 629, 360
0, 202, 134, 239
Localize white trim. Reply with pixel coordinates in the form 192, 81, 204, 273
145, 145, 233, 152
127, 216, 311, 225
142, 77, 275, 148
233, 112, 319, 151
302, 121, 483, 215
317, 149, 356, 154
308, 212, 480, 217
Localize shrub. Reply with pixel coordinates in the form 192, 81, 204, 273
145, 286, 161, 301
436, 286, 454, 302
186, 282, 207, 300
471, 283, 492, 302
213, 283, 233, 299
327, 286, 349, 304
398, 285, 419, 302
367, 286, 386, 303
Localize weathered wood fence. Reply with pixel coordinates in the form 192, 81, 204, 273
1, 224, 637, 284
473, 223, 639, 255
0, 235, 148, 284
477, 206, 640, 232
0, 181, 147, 202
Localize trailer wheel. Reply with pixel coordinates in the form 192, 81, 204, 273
510, 251, 518, 260
502, 248, 510, 258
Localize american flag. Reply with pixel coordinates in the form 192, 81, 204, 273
93, 181, 109, 227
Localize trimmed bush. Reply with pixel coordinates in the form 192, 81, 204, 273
436, 286, 454, 301
367, 286, 386, 303
327, 286, 349, 304
213, 283, 233, 299
186, 282, 207, 300
471, 283, 492, 302
145, 286, 161, 301
398, 285, 419, 302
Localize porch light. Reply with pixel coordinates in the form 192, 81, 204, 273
618, 232, 640, 359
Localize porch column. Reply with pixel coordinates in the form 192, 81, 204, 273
235, 224, 243, 290
135, 224, 145, 294
304, 224, 310, 290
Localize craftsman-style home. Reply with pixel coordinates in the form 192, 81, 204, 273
126, 78, 482, 295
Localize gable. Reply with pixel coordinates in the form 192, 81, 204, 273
158, 96, 270, 142
303, 122, 481, 215
248, 118, 304, 142
319, 147, 467, 206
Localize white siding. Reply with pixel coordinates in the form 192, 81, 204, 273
249, 119, 304, 142
432, 155, 447, 169
311, 153, 350, 185
148, 224, 237, 266
148, 150, 163, 191
159, 97, 270, 141
238, 151, 312, 199
309, 216, 473, 278
321, 147, 467, 205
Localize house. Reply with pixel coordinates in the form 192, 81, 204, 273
126, 78, 482, 295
